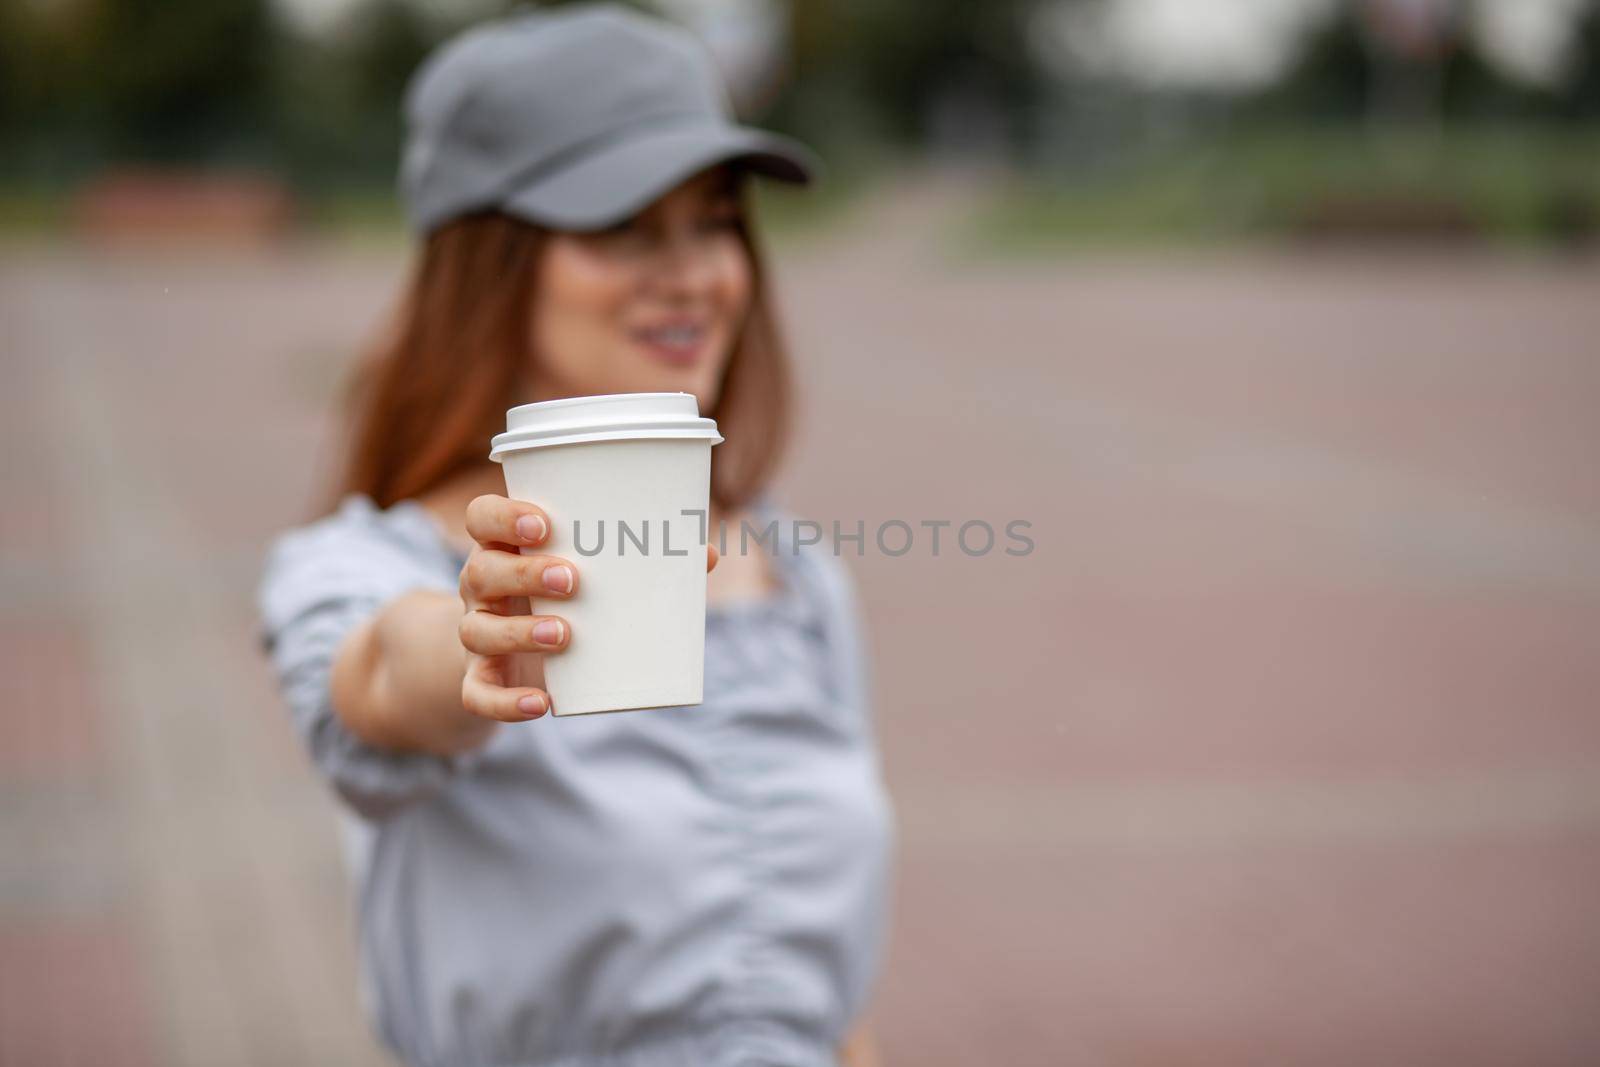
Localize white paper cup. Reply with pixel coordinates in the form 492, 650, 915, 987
489, 393, 723, 716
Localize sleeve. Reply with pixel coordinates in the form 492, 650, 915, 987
256, 507, 469, 822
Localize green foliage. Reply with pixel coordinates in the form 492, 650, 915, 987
1258, 3, 1579, 123
272, 0, 438, 186
962, 125, 1600, 252
3, 0, 1599, 227
1562, 5, 1600, 118
773, 0, 1042, 156
92, 0, 279, 164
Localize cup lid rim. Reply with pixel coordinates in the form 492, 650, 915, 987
490, 392, 722, 460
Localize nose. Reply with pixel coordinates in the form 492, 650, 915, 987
641, 223, 721, 298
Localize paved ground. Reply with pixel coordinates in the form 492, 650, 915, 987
4, 178, 1600, 1065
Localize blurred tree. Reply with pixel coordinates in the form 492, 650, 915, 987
344, 0, 436, 123
0, 2, 34, 138
0, 2, 106, 175
274, 0, 436, 184
77, 0, 283, 165
1262, 0, 1559, 124
1267, 6, 1372, 120
1559, 2, 1600, 118
4, 0, 1594, 195
774, 0, 1044, 160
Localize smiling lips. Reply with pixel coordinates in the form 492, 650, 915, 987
632, 319, 709, 367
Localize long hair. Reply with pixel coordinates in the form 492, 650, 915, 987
324, 196, 792, 515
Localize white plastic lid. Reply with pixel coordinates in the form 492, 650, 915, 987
489, 392, 723, 461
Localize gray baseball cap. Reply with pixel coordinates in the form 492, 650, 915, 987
399, 2, 819, 234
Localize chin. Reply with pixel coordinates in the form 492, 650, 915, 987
622, 360, 726, 408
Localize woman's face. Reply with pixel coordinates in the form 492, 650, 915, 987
529, 165, 752, 409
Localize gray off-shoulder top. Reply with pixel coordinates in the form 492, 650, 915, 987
257, 493, 896, 1067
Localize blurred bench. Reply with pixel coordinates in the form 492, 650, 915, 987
74, 170, 295, 243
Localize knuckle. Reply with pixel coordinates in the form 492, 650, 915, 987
463, 552, 490, 593
466, 494, 506, 538
460, 678, 481, 715
461, 677, 506, 722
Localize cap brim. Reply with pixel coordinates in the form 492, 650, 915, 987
502, 122, 820, 232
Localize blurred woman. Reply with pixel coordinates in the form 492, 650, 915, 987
257, 5, 894, 1066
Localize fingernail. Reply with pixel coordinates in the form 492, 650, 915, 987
543, 564, 574, 594
516, 514, 547, 543
531, 618, 564, 646
517, 693, 547, 716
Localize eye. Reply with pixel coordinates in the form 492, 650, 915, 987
596, 215, 640, 237
700, 204, 743, 233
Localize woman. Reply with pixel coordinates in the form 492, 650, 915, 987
257, 5, 894, 1067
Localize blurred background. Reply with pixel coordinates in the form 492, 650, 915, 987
3, 0, 1598, 1064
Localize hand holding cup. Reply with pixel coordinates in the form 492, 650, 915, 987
457, 493, 717, 721
457, 494, 573, 721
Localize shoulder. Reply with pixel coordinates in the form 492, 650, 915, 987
757, 499, 867, 632
758, 499, 878, 716
264, 493, 442, 559
258, 494, 458, 633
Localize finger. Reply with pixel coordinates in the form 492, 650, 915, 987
461, 550, 578, 603
707, 543, 719, 573
465, 494, 551, 549
462, 655, 551, 721
460, 611, 569, 656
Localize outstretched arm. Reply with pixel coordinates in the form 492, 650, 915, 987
838, 1016, 884, 1067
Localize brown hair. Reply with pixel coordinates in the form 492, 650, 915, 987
324, 195, 792, 515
